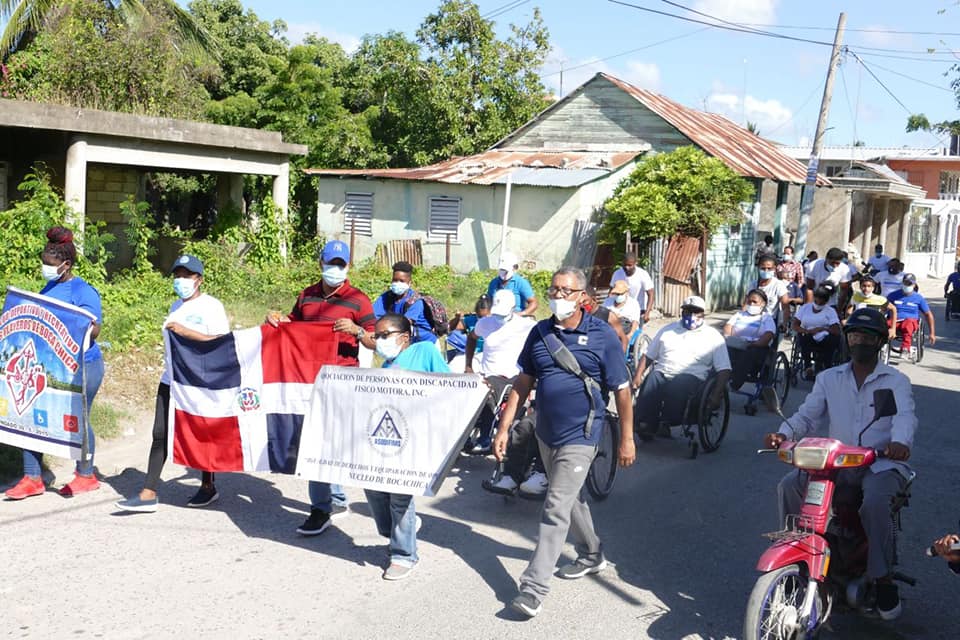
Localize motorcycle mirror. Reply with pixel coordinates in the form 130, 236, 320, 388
761, 387, 783, 417
872, 388, 897, 421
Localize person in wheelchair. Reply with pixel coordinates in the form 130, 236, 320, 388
943, 261, 960, 315
886, 273, 936, 361
845, 275, 897, 338
723, 289, 777, 390
632, 296, 731, 439
463, 290, 536, 454
482, 407, 548, 498
603, 279, 641, 341
792, 284, 841, 379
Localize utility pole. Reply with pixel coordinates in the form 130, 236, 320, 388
795, 12, 846, 256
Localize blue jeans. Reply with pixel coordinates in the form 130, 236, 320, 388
364, 489, 418, 567
308, 481, 347, 512
23, 356, 104, 478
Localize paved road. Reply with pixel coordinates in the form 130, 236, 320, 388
2, 298, 958, 639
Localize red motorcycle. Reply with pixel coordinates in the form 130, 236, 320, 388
743, 388, 916, 640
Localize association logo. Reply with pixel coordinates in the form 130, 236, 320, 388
368, 405, 408, 457
4, 338, 48, 416
236, 387, 261, 413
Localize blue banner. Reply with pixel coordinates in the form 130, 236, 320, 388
0, 286, 95, 462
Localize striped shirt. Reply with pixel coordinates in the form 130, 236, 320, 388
289, 280, 376, 366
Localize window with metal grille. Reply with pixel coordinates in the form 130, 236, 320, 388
343, 192, 373, 236
428, 196, 461, 242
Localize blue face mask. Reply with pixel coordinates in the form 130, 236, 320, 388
389, 281, 410, 296
681, 313, 703, 330
173, 277, 196, 299
759, 269, 775, 280
322, 264, 348, 287
825, 263, 836, 273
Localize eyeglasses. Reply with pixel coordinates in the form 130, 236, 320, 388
373, 330, 406, 340
546, 286, 583, 298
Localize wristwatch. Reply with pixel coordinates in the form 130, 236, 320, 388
356, 327, 365, 339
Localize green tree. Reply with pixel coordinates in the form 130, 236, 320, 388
601, 146, 755, 242
905, 113, 960, 137
0, 0, 211, 59
0, 0, 209, 118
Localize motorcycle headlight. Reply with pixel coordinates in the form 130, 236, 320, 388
793, 446, 830, 470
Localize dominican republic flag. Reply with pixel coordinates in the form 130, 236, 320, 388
167, 323, 339, 473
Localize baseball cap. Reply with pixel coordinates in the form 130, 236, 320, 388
611, 280, 630, 295
902, 273, 917, 286
321, 240, 350, 264
498, 252, 518, 271
170, 254, 204, 275
681, 295, 706, 311
491, 290, 515, 315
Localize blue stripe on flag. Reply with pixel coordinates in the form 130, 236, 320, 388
266, 413, 303, 474
170, 332, 241, 390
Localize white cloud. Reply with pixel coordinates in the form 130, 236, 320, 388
285, 23, 361, 53
705, 91, 793, 136
692, 0, 778, 25
624, 61, 661, 90
858, 24, 914, 49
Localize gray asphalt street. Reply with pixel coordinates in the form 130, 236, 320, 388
2, 295, 958, 640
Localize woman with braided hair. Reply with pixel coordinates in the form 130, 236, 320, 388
5, 226, 105, 499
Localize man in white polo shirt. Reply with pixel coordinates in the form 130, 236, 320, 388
632, 296, 731, 438
463, 290, 536, 453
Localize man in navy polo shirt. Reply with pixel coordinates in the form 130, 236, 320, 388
487, 251, 538, 316
493, 266, 635, 619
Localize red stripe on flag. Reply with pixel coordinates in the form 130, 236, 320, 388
259, 323, 340, 384
172, 409, 244, 471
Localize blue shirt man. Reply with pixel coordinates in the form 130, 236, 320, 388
373, 261, 437, 343
487, 251, 538, 316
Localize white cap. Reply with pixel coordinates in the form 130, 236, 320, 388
681, 295, 706, 311
491, 290, 515, 315
498, 252, 518, 271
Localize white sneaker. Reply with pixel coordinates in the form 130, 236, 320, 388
519, 471, 548, 497
483, 474, 518, 495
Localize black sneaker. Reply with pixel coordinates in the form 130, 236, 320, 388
186, 486, 219, 508
876, 582, 902, 621
510, 592, 542, 618
297, 508, 332, 536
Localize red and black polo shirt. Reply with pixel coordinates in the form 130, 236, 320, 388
289, 279, 376, 366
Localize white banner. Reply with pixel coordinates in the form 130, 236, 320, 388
295, 366, 489, 496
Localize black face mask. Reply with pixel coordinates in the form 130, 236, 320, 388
849, 343, 880, 365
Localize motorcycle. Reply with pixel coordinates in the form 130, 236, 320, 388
743, 387, 916, 640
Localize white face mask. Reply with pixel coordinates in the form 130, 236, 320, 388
746, 304, 763, 316
389, 281, 410, 296
615, 293, 628, 304
549, 297, 578, 321
322, 264, 348, 287
499, 268, 513, 282
902, 284, 915, 294
375, 336, 403, 361
173, 277, 197, 300
782, 254, 793, 262
41, 263, 62, 282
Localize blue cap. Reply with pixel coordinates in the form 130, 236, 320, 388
321, 240, 350, 264
170, 254, 204, 275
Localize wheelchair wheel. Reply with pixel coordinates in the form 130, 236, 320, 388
880, 342, 890, 365
946, 297, 953, 322
697, 376, 729, 453
916, 318, 925, 363
586, 413, 619, 501
773, 351, 791, 407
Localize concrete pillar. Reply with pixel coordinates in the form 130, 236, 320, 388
64, 138, 88, 243
773, 182, 788, 251
878, 198, 889, 251
861, 198, 874, 262
900, 203, 911, 259
841, 192, 853, 248
216, 173, 244, 217
272, 162, 290, 260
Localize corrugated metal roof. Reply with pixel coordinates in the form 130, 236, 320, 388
600, 74, 829, 186
305, 150, 641, 186
662, 234, 701, 283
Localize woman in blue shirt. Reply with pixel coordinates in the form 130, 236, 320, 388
5, 227, 105, 499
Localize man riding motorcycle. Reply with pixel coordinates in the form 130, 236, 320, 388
763, 307, 917, 621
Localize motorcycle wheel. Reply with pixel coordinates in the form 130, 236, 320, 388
744, 564, 821, 640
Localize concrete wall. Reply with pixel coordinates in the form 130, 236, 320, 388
317, 166, 633, 273
85, 164, 145, 268
886, 159, 946, 199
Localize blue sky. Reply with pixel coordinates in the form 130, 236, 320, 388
236, 0, 960, 151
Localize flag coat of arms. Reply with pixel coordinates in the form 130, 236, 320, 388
0, 286, 95, 461
167, 323, 339, 473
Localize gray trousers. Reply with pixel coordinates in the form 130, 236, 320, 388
519, 439, 603, 599
778, 467, 906, 580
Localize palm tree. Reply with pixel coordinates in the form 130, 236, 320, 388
0, 0, 212, 59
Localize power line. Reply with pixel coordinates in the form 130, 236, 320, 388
849, 51, 913, 115
763, 82, 823, 136
735, 23, 960, 38
860, 59, 955, 93
482, 0, 530, 19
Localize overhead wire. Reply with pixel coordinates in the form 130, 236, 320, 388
482, 0, 530, 19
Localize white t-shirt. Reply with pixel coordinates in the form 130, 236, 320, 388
646, 322, 732, 381
474, 313, 535, 379
726, 311, 776, 343
603, 296, 642, 324
794, 303, 839, 341
806, 258, 851, 305
752, 278, 788, 317
161, 293, 231, 385
610, 267, 654, 310
868, 254, 890, 273
876, 269, 905, 297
